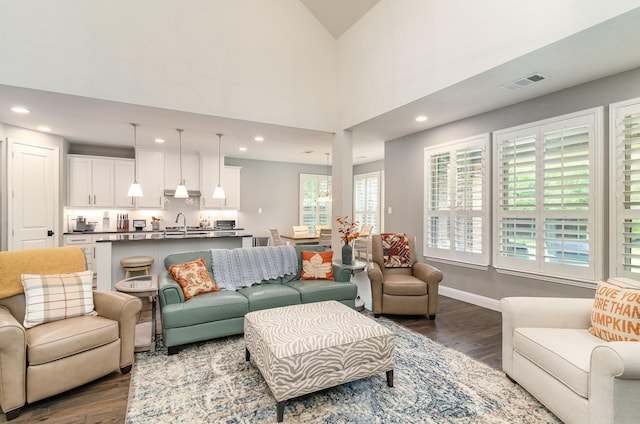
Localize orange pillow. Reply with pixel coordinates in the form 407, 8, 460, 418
589, 279, 640, 341
301, 251, 334, 280
168, 258, 219, 300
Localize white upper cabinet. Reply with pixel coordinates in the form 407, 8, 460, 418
222, 166, 241, 210
200, 154, 221, 209
135, 149, 165, 208
68, 155, 116, 207
164, 151, 200, 192
114, 159, 135, 208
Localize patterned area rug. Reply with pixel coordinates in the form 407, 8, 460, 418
126, 313, 560, 423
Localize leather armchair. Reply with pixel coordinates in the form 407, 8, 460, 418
0, 247, 141, 421
367, 234, 443, 319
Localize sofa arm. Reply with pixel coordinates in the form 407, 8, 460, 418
590, 342, 640, 423
0, 306, 26, 415
331, 263, 354, 282
413, 262, 443, 316
367, 262, 383, 315
93, 291, 142, 370
158, 273, 185, 306
501, 296, 593, 376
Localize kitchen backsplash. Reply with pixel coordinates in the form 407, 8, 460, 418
65, 200, 238, 232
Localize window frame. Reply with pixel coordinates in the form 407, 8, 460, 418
609, 97, 640, 279
492, 107, 604, 285
299, 173, 332, 233
423, 133, 491, 267
353, 170, 381, 234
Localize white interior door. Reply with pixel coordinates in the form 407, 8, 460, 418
9, 139, 59, 250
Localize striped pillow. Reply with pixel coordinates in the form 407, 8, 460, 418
21, 270, 97, 328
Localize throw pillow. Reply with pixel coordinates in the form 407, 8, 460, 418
381, 233, 412, 267
589, 279, 640, 342
301, 250, 334, 280
168, 258, 219, 300
21, 270, 97, 328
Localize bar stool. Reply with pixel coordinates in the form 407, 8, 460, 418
120, 256, 155, 279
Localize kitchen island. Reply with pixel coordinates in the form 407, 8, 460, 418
95, 231, 252, 291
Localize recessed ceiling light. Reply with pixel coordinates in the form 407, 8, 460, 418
37, 126, 51, 132
11, 106, 30, 114
239, 147, 247, 151
254, 136, 264, 142
415, 115, 428, 122
154, 138, 165, 143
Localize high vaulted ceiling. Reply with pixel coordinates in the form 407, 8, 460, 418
1, 5, 639, 165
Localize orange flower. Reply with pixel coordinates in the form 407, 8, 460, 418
336, 215, 360, 244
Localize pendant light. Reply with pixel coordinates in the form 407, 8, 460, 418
127, 123, 144, 197
174, 128, 189, 198
317, 152, 332, 202
212, 133, 226, 199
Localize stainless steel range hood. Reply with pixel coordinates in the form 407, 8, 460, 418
164, 189, 202, 197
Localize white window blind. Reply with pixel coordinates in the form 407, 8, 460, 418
299, 173, 331, 233
424, 134, 490, 266
610, 98, 640, 278
354, 171, 380, 233
493, 107, 603, 283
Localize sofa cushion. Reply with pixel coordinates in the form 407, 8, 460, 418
162, 291, 249, 328
287, 279, 357, 304
301, 250, 334, 280
26, 315, 119, 366
238, 284, 301, 312
513, 327, 606, 398
589, 279, 640, 341
21, 270, 96, 328
168, 258, 219, 300
382, 274, 427, 296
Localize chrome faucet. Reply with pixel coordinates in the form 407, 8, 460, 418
175, 212, 187, 236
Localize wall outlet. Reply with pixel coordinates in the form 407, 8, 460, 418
258, 207, 263, 214
388, 206, 392, 214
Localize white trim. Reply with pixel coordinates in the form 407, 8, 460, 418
424, 256, 489, 271
439, 285, 502, 312
495, 267, 597, 289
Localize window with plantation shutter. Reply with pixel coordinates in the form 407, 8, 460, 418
299, 173, 331, 233
493, 107, 603, 283
424, 134, 490, 266
354, 171, 380, 234
610, 98, 640, 278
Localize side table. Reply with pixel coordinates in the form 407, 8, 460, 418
333, 258, 367, 311
115, 274, 158, 352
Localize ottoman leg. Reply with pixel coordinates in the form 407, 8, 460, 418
245, 347, 250, 361
386, 370, 394, 387
277, 401, 285, 422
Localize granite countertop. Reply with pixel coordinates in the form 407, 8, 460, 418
95, 231, 253, 242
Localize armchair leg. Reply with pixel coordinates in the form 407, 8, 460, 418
5, 408, 21, 421
428, 314, 436, 320
120, 364, 133, 374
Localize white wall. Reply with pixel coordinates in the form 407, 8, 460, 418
337, 0, 640, 128
0, 0, 337, 132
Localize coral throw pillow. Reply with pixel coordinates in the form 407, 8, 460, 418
169, 258, 219, 300
21, 270, 97, 328
301, 250, 334, 280
589, 279, 640, 341
381, 233, 412, 268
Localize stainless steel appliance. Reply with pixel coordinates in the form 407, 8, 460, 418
214, 220, 236, 230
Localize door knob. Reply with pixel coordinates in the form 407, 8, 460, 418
47, 230, 55, 236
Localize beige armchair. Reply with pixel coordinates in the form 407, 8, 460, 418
0, 247, 141, 421
367, 234, 442, 319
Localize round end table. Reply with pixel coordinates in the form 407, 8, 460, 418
115, 274, 158, 352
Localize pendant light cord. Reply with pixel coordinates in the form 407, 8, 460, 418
131, 123, 139, 181
217, 133, 223, 184
177, 128, 184, 184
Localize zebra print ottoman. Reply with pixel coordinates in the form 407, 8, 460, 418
244, 300, 394, 422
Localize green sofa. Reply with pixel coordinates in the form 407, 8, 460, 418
158, 245, 357, 354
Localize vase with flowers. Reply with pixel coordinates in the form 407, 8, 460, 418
336, 215, 360, 265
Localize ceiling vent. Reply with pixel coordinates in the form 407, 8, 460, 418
502, 73, 547, 90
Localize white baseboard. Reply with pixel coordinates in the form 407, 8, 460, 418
439, 285, 501, 312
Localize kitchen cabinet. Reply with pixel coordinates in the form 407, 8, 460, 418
114, 159, 135, 208
68, 155, 116, 207
135, 149, 165, 208
64, 233, 97, 276
200, 157, 241, 209
164, 151, 200, 193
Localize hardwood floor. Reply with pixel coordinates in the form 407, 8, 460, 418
0, 296, 503, 423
